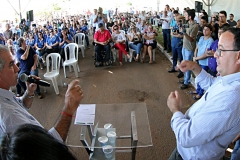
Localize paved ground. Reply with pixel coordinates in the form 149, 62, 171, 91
27, 42, 197, 160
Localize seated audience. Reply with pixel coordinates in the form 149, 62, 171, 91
111, 25, 131, 66
142, 24, 157, 64
94, 23, 111, 66
59, 28, 73, 61
127, 25, 142, 62
45, 28, 59, 55
34, 32, 46, 69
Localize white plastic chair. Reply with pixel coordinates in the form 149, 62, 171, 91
43, 53, 62, 95
63, 43, 80, 78
140, 48, 156, 61
74, 33, 85, 57
152, 18, 159, 27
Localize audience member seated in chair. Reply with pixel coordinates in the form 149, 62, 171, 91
142, 25, 157, 64
0, 124, 77, 160
34, 32, 46, 69
111, 25, 131, 66
127, 25, 142, 62
94, 23, 111, 66
59, 28, 73, 61
44, 28, 59, 55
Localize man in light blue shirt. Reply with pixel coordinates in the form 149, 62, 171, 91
0, 44, 83, 142
168, 28, 240, 159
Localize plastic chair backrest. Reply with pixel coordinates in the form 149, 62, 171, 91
64, 43, 79, 61
46, 53, 61, 73
74, 33, 85, 46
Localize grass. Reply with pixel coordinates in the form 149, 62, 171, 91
154, 27, 164, 47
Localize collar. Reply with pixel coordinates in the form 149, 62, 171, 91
220, 72, 240, 86
0, 88, 15, 100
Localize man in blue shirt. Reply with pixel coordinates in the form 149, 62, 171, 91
0, 33, 5, 45
168, 28, 240, 160
16, 37, 42, 99
80, 22, 90, 49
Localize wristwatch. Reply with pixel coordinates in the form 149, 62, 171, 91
25, 91, 35, 98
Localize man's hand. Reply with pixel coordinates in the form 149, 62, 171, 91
232, 133, 240, 143
31, 65, 36, 71
47, 45, 52, 49
25, 75, 40, 95
206, 49, 215, 56
167, 90, 182, 114
63, 80, 84, 115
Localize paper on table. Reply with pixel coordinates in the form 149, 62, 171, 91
74, 104, 96, 125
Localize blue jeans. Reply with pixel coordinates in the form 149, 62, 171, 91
162, 29, 171, 50
129, 43, 142, 55
196, 65, 208, 96
182, 47, 194, 85
171, 46, 183, 69
231, 140, 240, 160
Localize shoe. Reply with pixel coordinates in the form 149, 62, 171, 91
141, 57, 145, 63
149, 61, 153, 64
193, 95, 201, 100
37, 93, 43, 99
178, 80, 184, 84
119, 62, 123, 66
180, 84, 189, 90
189, 91, 198, 94
95, 62, 100, 67
168, 69, 177, 73
105, 62, 109, 66
177, 72, 184, 78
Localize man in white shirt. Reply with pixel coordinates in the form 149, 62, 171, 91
167, 27, 240, 160
90, 9, 98, 36
161, 10, 171, 52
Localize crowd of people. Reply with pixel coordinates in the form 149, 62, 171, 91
0, 3, 240, 160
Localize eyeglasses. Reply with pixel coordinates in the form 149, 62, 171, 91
216, 49, 239, 57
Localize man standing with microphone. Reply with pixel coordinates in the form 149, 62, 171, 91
0, 44, 84, 143
16, 37, 43, 99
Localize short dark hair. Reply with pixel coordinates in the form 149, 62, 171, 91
219, 10, 227, 17
201, 15, 208, 23
173, 10, 179, 14
204, 24, 213, 31
187, 9, 196, 20
0, 124, 77, 160
223, 28, 240, 50
230, 13, 234, 17
18, 37, 25, 47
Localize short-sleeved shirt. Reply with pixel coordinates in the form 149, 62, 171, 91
183, 21, 198, 52
26, 39, 35, 47
16, 47, 36, 74
227, 20, 237, 27
0, 33, 5, 45
35, 38, 45, 48
59, 34, 73, 48
46, 35, 59, 48
3, 30, 13, 40
94, 29, 111, 42
112, 32, 126, 43
197, 36, 214, 66
208, 39, 218, 72
128, 32, 141, 43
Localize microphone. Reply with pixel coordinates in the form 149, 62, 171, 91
19, 73, 50, 87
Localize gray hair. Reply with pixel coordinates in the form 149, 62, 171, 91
0, 45, 10, 71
